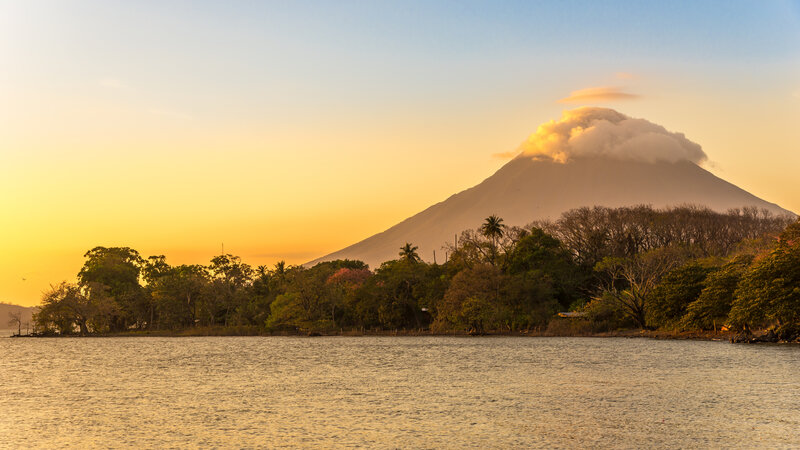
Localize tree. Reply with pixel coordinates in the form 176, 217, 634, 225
446, 225, 527, 271
368, 259, 431, 329
480, 215, 506, 264
583, 292, 636, 332
142, 255, 171, 285
78, 247, 145, 330
207, 254, 254, 288
7, 311, 21, 336
204, 254, 254, 326
646, 262, 711, 329
594, 247, 688, 329
149, 264, 207, 329
445, 230, 494, 270
682, 255, 753, 330
142, 255, 173, 328
266, 293, 308, 331
433, 263, 506, 333
83, 283, 121, 333
502, 271, 560, 330
778, 218, 800, 244
399, 243, 421, 263
505, 228, 587, 307
729, 237, 800, 331
33, 282, 94, 335
542, 205, 792, 268
273, 260, 287, 277
265, 260, 368, 332
326, 267, 372, 327
481, 215, 505, 242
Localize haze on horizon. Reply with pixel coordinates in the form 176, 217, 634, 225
2, 0, 800, 306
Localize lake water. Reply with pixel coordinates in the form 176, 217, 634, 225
1, 336, 798, 448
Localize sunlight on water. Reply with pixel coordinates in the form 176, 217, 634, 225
1, 337, 798, 448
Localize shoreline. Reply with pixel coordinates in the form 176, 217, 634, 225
9, 322, 800, 344
8, 328, 786, 343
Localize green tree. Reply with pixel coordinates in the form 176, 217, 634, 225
33, 282, 94, 335
778, 218, 800, 243
729, 237, 800, 330
505, 228, 587, 309
446, 230, 494, 270
83, 283, 121, 333
582, 292, 636, 332
369, 259, 430, 329
250, 260, 290, 305
481, 215, 505, 242
265, 260, 368, 332
646, 262, 711, 329
326, 267, 372, 328
150, 264, 208, 329
266, 293, 308, 331
399, 243, 421, 263
142, 255, 173, 328
78, 247, 145, 330
434, 264, 506, 333
203, 254, 254, 326
480, 215, 506, 265
682, 255, 753, 330
594, 247, 687, 329
142, 255, 171, 285
503, 271, 561, 330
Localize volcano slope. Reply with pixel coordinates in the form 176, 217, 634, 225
308, 108, 793, 268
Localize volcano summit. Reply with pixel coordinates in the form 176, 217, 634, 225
309, 108, 793, 268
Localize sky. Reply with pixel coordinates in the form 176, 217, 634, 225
2, 0, 799, 306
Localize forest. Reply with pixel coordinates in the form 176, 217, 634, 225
31, 205, 800, 341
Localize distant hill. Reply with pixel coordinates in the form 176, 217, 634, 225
1, 302, 38, 336
308, 109, 793, 269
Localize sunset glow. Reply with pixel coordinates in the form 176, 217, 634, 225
2, 0, 799, 306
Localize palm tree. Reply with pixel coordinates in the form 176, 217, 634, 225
270, 260, 288, 288
399, 243, 421, 263
480, 215, 505, 264
481, 214, 505, 243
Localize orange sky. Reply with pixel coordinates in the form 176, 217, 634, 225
2, 1, 799, 306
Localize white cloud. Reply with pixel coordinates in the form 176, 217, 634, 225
517, 107, 707, 165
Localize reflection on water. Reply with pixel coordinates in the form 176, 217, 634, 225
1, 337, 798, 448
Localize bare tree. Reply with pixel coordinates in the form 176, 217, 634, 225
537, 205, 793, 267
7, 311, 21, 336
594, 247, 688, 328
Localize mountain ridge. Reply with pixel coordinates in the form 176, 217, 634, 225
308, 156, 793, 269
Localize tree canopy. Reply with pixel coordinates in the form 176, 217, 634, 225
31, 208, 799, 339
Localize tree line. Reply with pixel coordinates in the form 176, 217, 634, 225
33, 205, 799, 339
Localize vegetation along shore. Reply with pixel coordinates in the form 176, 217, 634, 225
18, 205, 800, 344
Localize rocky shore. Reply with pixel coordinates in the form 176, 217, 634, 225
730, 325, 800, 344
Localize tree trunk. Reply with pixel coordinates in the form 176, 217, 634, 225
79, 319, 88, 335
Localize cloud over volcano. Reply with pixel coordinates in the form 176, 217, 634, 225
517, 107, 707, 165
312, 107, 790, 268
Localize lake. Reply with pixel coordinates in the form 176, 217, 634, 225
1, 336, 798, 448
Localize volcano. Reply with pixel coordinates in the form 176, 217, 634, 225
308, 108, 793, 268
